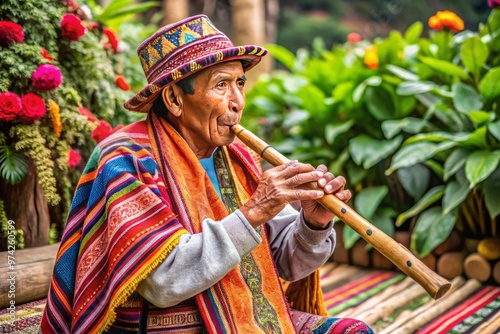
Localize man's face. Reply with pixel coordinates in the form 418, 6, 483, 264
174, 61, 246, 158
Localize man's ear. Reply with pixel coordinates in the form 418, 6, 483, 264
162, 85, 183, 117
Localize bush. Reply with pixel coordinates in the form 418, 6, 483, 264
244, 7, 500, 256
0, 0, 152, 247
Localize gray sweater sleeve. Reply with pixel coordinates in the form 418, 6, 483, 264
137, 205, 335, 308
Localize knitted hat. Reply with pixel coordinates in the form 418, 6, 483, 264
124, 14, 267, 112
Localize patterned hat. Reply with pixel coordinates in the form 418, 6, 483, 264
124, 15, 267, 112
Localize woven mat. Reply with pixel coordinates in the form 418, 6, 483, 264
320, 263, 500, 333
2, 263, 500, 333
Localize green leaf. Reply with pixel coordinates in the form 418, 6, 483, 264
397, 164, 430, 200
364, 86, 395, 121
443, 180, 470, 215
404, 21, 423, 44
489, 120, 500, 141
484, 168, 500, 219
265, 44, 296, 71
411, 207, 456, 257
395, 186, 445, 226
465, 150, 500, 188
424, 160, 444, 179
0, 145, 28, 184
382, 117, 427, 139
325, 120, 354, 145
343, 225, 360, 250
418, 56, 468, 79
386, 141, 455, 175
444, 148, 470, 181
479, 67, 500, 102
349, 135, 403, 169
282, 109, 309, 128
396, 81, 436, 96
354, 186, 389, 221
452, 82, 483, 113
469, 110, 494, 125
461, 36, 489, 74
386, 65, 419, 81
98, 2, 159, 21
352, 76, 382, 103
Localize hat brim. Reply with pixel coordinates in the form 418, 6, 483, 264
124, 45, 267, 113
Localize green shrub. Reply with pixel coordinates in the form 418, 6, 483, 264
244, 7, 500, 256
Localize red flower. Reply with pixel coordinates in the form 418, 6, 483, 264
19, 93, 46, 123
0, 21, 24, 46
92, 119, 113, 143
78, 106, 97, 122
115, 76, 130, 91
489, 0, 500, 8
347, 32, 362, 44
103, 28, 120, 53
40, 48, 54, 63
67, 149, 81, 168
60, 13, 85, 41
0, 92, 22, 122
32, 64, 63, 91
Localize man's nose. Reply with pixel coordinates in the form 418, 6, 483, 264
230, 87, 245, 112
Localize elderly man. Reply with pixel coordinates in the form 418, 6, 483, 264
40, 15, 373, 334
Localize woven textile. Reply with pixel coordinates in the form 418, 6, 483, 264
124, 15, 266, 112
40, 119, 189, 333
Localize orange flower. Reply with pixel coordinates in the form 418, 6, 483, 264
48, 99, 62, 138
364, 46, 379, 69
115, 76, 130, 91
428, 10, 464, 31
103, 27, 120, 53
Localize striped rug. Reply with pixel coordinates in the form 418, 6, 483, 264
320, 263, 500, 333
2, 263, 500, 333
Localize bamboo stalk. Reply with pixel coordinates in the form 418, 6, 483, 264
354, 281, 427, 325
337, 276, 414, 319
379, 276, 466, 334
475, 189, 487, 236
389, 279, 482, 334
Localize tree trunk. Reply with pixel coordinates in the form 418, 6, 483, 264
230, 0, 270, 85
0, 160, 50, 250
163, 0, 189, 26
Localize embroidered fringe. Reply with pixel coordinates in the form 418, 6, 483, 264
100, 231, 184, 332
285, 269, 328, 316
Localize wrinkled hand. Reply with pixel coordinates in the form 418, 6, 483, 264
301, 164, 351, 230
240, 161, 351, 229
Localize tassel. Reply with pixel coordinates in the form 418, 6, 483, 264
285, 269, 328, 316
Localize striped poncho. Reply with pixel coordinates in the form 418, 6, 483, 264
40, 114, 299, 333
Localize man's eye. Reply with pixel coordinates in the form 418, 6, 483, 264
237, 80, 246, 87
217, 81, 227, 88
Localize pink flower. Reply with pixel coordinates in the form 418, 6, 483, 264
92, 119, 113, 143
31, 64, 63, 91
489, 0, 500, 8
0, 92, 22, 122
67, 149, 81, 168
60, 13, 85, 41
347, 32, 362, 44
19, 93, 46, 123
0, 21, 24, 46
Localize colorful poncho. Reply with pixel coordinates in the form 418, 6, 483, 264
41, 114, 306, 333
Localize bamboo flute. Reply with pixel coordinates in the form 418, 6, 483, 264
232, 124, 451, 299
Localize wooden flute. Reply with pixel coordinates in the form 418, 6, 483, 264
231, 123, 451, 299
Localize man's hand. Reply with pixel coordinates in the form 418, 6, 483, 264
240, 161, 351, 229
301, 164, 351, 230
